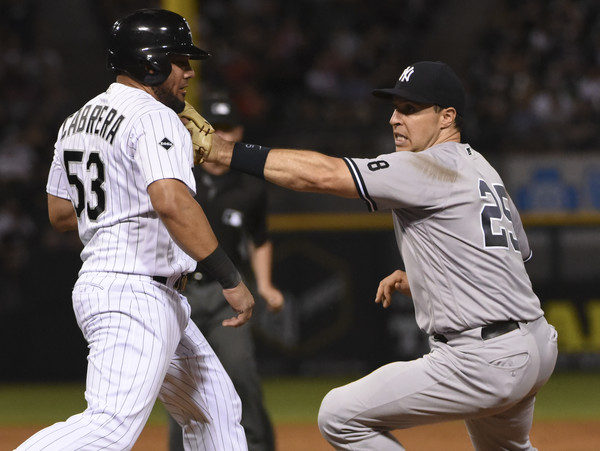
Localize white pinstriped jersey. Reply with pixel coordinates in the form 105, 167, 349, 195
46, 83, 197, 278
345, 142, 544, 335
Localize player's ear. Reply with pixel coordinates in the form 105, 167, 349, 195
440, 107, 457, 129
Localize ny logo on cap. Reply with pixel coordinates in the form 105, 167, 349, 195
398, 66, 415, 83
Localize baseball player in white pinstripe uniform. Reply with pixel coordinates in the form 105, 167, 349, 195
16, 9, 253, 451
199, 61, 559, 450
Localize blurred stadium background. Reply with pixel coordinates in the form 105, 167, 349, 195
1, 0, 600, 447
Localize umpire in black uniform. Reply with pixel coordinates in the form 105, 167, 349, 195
168, 93, 284, 451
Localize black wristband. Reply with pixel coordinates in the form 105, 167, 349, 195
196, 245, 242, 289
230, 142, 271, 179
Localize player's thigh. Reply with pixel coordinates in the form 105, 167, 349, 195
319, 352, 470, 431
160, 318, 241, 423
320, 338, 541, 433
73, 273, 185, 413
465, 393, 536, 451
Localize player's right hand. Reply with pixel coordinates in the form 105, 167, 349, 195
375, 269, 412, 308
222, 281, 255, 327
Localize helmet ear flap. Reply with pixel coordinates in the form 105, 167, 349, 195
138, 55, 172, 86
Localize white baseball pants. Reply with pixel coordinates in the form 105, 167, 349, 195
16, 272, 247, 451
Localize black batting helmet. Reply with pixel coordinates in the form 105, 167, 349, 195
107, 9, 210, 86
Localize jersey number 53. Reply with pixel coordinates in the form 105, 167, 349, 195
64, 150, 106, 221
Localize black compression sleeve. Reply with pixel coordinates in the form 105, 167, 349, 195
196, 245, 242, 289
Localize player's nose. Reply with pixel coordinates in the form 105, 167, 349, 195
389, 108, 403, 125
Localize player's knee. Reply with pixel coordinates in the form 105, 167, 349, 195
318, 387, 347, 444
77, 412, 142, 450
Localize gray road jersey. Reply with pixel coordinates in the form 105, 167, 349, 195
345, 142, 543, 334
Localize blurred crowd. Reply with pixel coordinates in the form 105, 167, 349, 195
195, 0, 440, 150
1, 0, 600, 311
465, 0, 600, 153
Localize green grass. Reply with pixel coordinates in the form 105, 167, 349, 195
0, 383, 87, 425
262, 375, 357, 423
0, 372, 598, 426
533, 371, 600, 420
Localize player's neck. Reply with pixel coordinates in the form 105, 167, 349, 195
116, 75, 154, 97
435, 128, 461, 146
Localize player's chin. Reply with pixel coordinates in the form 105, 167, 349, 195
153, 85, 186, 113
167, 92, 185, 113
394, 141, 417, 153
172, 99, 186, 114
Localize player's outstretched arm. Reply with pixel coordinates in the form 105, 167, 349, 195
375, 270, 412, 308
207, 134, 360, 198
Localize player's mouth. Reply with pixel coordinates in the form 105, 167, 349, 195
394, 132, 409, 145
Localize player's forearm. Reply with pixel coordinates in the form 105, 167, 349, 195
212, 136, 358, 198
266, 149, 355, 195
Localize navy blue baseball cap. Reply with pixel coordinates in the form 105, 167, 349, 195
372, 61, 466, 117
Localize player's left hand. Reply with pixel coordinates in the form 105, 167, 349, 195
222, 280, 255, 327
178, 101, 215, 165
375, 269, 412, 308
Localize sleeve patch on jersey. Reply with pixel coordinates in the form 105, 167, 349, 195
159, 137, 174, 150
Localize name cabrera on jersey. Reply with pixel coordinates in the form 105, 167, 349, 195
344, 142, 544, 334
46, 83, 196, 278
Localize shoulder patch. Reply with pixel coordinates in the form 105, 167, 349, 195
159, 137, 173, 150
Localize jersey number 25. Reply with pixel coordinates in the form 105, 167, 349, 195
479, 179, 520, 252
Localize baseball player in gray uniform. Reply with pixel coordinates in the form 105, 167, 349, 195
17, 9, 253, 451
197, 61, 558, 450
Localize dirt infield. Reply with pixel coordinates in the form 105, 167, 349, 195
4, 420, 600, 450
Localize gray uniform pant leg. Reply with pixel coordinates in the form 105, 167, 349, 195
465, 317, 558, 451
318, 316, 558, 451
169, 282, 275, 451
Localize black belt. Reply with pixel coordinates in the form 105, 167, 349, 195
433, 320, 520, 344
152, 274, 188, 292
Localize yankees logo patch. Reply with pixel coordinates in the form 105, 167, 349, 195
399, 66, 415, 82
159, 137, 173, 150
